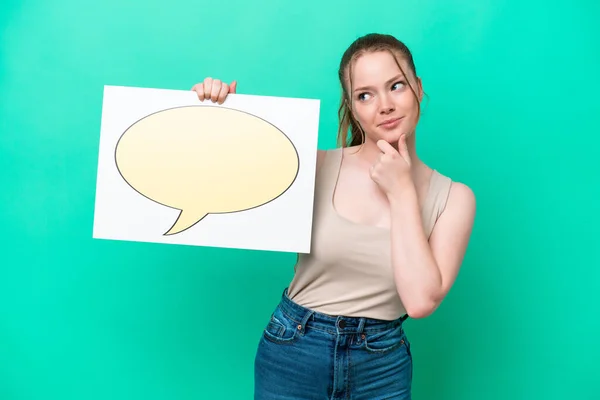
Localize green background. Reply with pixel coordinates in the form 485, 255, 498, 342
1, 0, 599, 399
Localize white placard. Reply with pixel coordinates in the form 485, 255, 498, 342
93, 85, 320, 253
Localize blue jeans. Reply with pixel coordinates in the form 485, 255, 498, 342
254, 288, 412, 399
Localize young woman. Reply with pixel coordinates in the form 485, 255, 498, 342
191, 33, 476, 400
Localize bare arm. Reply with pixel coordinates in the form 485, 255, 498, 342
388, 181, 476, 318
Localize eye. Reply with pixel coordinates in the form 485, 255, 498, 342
391, 81, 406, 91
357, 92, 371, 101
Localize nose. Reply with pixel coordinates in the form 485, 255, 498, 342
379, 93, 395, 114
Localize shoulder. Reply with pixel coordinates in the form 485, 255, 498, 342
431, 170, 475, 203
448, 181, 476, 216
438, 173, 476, 225
316, 148, 341, 172
427, 168, 476, 223
449, 180, 475, 203
316, 149, 327, 170
427, 172, 476, 267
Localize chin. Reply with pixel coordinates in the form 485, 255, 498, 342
376, 129, 404, 144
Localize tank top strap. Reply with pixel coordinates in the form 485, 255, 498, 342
421, 170, 453, 237
316, 147, 344, 199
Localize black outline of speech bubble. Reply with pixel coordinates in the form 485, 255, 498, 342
114, 105, 300, 236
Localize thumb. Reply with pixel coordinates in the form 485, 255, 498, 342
398, 134, 411, 164
229, 80, 237, 93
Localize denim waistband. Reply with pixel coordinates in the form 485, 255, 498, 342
278, 288, 408, 335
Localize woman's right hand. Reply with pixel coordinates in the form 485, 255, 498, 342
191, 77, 237, 104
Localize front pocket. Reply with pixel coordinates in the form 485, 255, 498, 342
363, 324, 405, 354
262, 310, 300, 345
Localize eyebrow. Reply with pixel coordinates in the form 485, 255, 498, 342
353, 74, 405, 93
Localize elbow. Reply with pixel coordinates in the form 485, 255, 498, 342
406, 305, 435, 319
404, 297, 441, 319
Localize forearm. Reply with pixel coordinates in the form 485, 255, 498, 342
388, 182, 442, 317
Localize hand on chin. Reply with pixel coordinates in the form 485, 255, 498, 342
375, 130, 406, 150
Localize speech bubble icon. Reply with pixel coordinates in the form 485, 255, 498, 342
115, 105, 299, 236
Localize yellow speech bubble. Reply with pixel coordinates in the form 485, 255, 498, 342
115, 105, 299, 235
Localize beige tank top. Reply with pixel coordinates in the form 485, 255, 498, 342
287, 147, 453, 321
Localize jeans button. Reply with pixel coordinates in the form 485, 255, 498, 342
338, 320, 346, 329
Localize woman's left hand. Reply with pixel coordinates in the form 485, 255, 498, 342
370, 134, 413, 196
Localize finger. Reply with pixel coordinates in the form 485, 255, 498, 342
398, 134, 408, 155
217, 83, 229, 104
369, 162, 376, 176
229, 80, 237, 93
203, 77, 213, 99
397, 134, 404, 150
398, 134, 411, 165
194, 83, 205, 101
210, 79, 222, 102
371, 155, 382, 172
376, 139, 396, 154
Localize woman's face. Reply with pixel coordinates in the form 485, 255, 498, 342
348, 50, 422, 147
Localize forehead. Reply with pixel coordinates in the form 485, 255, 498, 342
349, 50, 408, 84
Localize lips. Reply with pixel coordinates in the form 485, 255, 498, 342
378, 117, 403, 127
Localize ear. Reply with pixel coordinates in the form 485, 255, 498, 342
416, 77, 424, 102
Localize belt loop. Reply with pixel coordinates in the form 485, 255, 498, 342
298, 310, 314, 335
356, 318, 366, 344
357, 318, 366, 334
